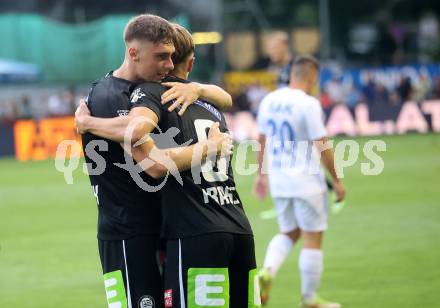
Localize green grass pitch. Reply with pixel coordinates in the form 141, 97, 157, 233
0, 133, 439, 307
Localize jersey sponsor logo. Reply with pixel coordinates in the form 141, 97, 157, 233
130, 88, 146, 104
202, 185, 240, 206
194, 100, 222, 121
139, 295, 155, 308
103, 270, 128, 308
187, 268, 229, 308
164, 289, 173, 308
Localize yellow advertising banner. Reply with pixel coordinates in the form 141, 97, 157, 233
223, 70, 278, 95
14, 117, 82, 161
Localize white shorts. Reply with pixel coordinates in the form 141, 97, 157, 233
274, 192, 328, 233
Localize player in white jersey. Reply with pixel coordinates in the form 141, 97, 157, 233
254, 56, 345, 308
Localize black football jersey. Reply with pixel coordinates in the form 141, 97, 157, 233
130, 76, 253, 239
82, 72, 162, 240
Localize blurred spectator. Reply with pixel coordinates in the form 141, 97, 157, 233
418, 13, 439, 61
431, 78, 440, 99
10, 100, 19, 121
1, 100, 19, 125
230, 86, 251, 113
38, 91, 50, 118
371, 83, 400, 121
0, 102, 4, 123
414, 73, 431, 102
319, 90, 332, 109
246, 83, 268, 117
266, 31, 294, 87
346, 85, 362, 109
397, 76, 413, 103
64, 88, 77, 115
325, 76, 345, 104
4, 100, 20, 124
376, 84, 389, 103
362, 75, 377, 106
0, 86, 96, 123
389, 90, 401, 106
18, 96, 33, 119
388, 22, 408, 65
48, 93, 71, 116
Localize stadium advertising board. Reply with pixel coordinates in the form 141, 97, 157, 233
14, 117, 82, 161
223, 71, 278, 95
225, 100, 440, 141
324, 100, 440, 136
320, 63, 440, 90
326, 100, 440, 136
5, 100, 440, 161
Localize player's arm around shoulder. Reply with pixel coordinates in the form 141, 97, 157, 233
195, 82, 232, 110
128, 84, 234, 179
74, 82, 164, 145
75, 99, 137, 143
130, 121, 233, 179
161, 81, 232, 115
74, 101, 159, 145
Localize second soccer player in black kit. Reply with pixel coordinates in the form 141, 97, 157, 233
130, 25, 259, 308
77, 15, 235, 308
77, 22, 258, 307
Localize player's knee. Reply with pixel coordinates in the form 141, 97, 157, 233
283, 228, 301, 242
302, 231, 323, 248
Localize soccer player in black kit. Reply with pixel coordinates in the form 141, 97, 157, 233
78, 23, 259, 308
77, 15, 234, 308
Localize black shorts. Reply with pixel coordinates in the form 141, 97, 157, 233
98, 235, 164, 308
164, 233, 260, 308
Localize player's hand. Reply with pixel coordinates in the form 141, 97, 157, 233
207, 122, 233, 157
333, 180, 346, 202
254, 174, 269, 200
74, 99, 90, 134
161, 82, 202, 116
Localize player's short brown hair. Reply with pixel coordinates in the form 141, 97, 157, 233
291, 55, 319, 80
124, 14, 175, 44
170, 23, 195, 65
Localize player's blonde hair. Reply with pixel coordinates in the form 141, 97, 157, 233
170, 23, 195, 65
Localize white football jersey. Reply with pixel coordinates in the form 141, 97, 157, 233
257, 87, 328, 197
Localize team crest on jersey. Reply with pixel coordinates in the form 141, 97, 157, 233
139, 295, 154, 308
130, 88, 146, 103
